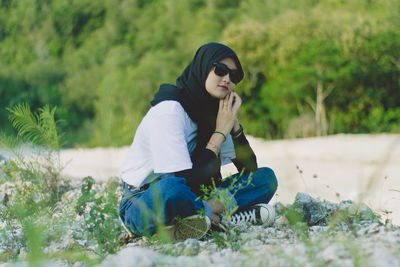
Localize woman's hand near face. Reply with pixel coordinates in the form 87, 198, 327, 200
215, 92, 242, 136
207, 92, 241, 156
231, 92, 242, 116
231, 92, 242, 133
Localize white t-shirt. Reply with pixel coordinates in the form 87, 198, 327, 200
120, 101, 236, 187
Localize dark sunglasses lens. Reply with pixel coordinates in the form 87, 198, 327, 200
214, 64, 229, 77
230, 71, 240, 84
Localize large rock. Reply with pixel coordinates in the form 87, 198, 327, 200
292, 192, 330, 225
289, 194, 378, 226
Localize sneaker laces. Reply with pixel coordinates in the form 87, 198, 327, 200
230, 208, 257, 224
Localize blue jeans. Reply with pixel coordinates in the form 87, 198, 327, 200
119, 167, 277, 236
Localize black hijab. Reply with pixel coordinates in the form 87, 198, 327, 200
150, 43, 244, 161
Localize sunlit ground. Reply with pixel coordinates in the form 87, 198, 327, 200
58, 134, 400, 225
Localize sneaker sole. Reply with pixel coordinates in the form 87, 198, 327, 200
166, 215, 211, 242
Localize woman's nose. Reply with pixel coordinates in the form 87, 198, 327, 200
222, 73, 231, 83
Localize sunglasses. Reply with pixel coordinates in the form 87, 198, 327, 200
212, 62, 241, 84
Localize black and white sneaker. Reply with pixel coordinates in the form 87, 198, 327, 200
224, 203, 275, 227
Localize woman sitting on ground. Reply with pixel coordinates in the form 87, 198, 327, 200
119, 42, 278, 242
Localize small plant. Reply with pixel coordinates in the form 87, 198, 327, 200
74, 176, 123, 255
7, 103, 61, 151
2, 103, 63, 203
0, 104, 66, 263
279, 205, 310, 242
209, 226, 242, 251
197, 171, 253, 250
0, 104, 127, 264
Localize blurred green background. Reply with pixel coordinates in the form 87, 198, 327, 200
1, 0, 399, 147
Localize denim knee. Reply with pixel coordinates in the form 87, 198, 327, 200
256, 167, 278, 194
152, 177, 202, 218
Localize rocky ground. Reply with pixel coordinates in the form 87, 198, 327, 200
98, 193, 400, 267
1, 134, 400, 266
1, 171, 400, 267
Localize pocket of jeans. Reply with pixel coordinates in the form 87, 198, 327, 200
123, 189, 145, 201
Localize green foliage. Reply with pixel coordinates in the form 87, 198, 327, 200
7, 103, 61, 151
75, 176, 95, 216
1, 0, 399, 146
74, 176, 123, 255
209, 227, 242, 251
225, 0, 400, 138
0, 104, 124, 263
2, 103, 63, 203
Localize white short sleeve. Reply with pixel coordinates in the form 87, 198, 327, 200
148, 111, 193, 173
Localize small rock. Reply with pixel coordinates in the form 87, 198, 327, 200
199, 241, 218, 254
358, 203, 377, 221
99, 246, 160, 267
0, 154, 8, 164
338, 200, 358, 216
274, 215, 289, 226
159, 243, 176, 256
309, 225, 329, 237
357, 222, 382, 236
274, 202, 286, 216
182, 238, 200, 256
240, 231, 259, 241
321, 243, 351, 262
174, 242, 186, 255
321, 200, 339, 214
243, 239, 263, 249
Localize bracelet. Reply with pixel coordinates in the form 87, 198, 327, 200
231, 124, 243, 139
213, 131, 227, 141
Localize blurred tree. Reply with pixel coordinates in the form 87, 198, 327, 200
1, 0, 399, 146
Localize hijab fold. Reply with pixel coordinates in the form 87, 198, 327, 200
151, 43, 244, 161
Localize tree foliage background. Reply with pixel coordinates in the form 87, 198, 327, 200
1, 0, 399, 147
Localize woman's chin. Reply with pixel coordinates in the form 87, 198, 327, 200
215, 91, 229, 99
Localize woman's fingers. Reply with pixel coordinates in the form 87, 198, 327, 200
219, 92, 239, 113
221, 92, 229, 110
227, 92, 234, 110
216, 92, 238, 134
231, 92, 242, 114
